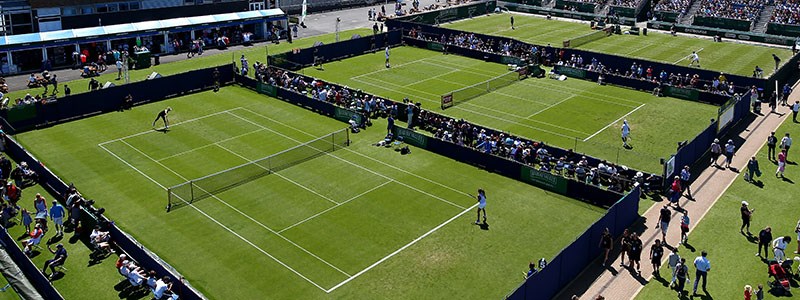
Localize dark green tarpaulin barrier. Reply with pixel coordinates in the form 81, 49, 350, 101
519, 164, 568, 194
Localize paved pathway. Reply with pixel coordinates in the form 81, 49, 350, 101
556, 85, 799, 299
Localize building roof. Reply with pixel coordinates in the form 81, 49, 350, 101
0, 9, 285, 51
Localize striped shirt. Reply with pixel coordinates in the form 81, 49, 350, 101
680, 169, 690, 181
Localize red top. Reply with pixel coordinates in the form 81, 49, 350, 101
671, 179, 681, 192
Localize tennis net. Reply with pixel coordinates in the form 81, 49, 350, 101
166, 128, 350, 212
562, 27, 613, 48
441, 71, 520, 109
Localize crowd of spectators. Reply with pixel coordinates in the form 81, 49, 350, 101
117, 254, 179, 299
559, 55, 742, 96
258, 66, 650, 194
411, 29, 558, 65
612, 0, 641, 8
696, 0, 766, 21
770, 0, 800, 24
654, 0, 692, 14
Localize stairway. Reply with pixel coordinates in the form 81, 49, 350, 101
752, 5, 775, 33
679, 0, 703, 25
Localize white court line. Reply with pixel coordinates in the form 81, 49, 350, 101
582, 103, 646, 142
624, 43, 655, 55
354, 76, 586, 138
351, 56, 450, 80
238, 108, 474, 199
97, 108, 241, 146
526, 95, 578, 119
99, 142, 331, 292
119, 139, 353, 278
518, 80, 642, 107
227, 109, 467, 210
278, 181, 393, 234
221, 112, 341, 205
156, 127, 267, 162
673, 47, 705, 64
325, 203, 480, 293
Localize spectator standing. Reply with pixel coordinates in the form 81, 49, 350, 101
20, 208, 31, 234
628, 233, 643, 275
773, 54, 781, 71
777, 149, 787, 178
746, 156, 760, 182
767, 132, 778, 161
756, 284, 764, 300
740, 201, 753, 235
650, 239, 664, 277
745, 285, 753, 300
692, 251, 710, 296
780, 133, 792, 159
782, 84, 791, 106
116, 60, 123, 80
724, 139, 735, 169
657, 204, 671, 242
710, 139, 722, 167
34, 193, 47, 214
49, 200, 65, 236
793, 101, 799, 123
406, 104, 414, 129
41, 243, 67, 280
387, 115, 394, 135
680, 165, 692, 199
599, 227, 613, 267
669, 176, 682, 209
675, 257, 689, 297
757, 226, 773, 257
64, 85, 71, 96
773, 236, 791, 262
510, 15, 515, 30
795, 220, 800, 254
680, 210, 690, 245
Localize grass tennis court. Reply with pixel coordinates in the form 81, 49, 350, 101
14, 86, 604, 299
303, 46, 718, 173
444, 13, 794, 77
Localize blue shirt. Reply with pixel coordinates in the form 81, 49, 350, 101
50, 204, 65, 219
694, 256, 710, 272
680, 169, 690, 181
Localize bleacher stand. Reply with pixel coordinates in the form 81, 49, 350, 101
771, 0, 800, 24
696, 0, 766, 21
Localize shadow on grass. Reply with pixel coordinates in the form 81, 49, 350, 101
741, 231, 758, 244
782, 176, 794, 184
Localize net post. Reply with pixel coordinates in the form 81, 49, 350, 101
346, 128, 350, 146
166, 188, 172, 212
190, 181, 194, 204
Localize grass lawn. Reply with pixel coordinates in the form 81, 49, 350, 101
5, 28, 373, 103
13, 85, 605, 299
302, 46, 717, 173
637, 118, 800, 300
444, 13, 794, 77
0, 182, 120, 300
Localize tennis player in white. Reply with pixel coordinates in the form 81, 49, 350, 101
384, 46, 391, 68
475, 189, 487, 225
689, 51, 700, 67
621, 119, 631, 148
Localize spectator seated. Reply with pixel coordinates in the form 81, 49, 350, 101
11, 161, 38, 188
80, 64, 100, 78
612, 0, 640, 8
771, 0, 800, 24
696, 0, 766, 21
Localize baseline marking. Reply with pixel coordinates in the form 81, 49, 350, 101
582, 103, 646, 142
98, 108, 241, 146
673, 47, 705, 64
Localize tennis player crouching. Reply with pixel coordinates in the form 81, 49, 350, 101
152, 107, 172, 129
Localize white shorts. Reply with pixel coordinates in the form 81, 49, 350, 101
53, 217, 63, 226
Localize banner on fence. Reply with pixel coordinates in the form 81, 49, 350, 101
334, 107, 362, 125
555, 65, 587, 79
394, 126, 429, 148
441, 93, 454, 109
256, 82, 277, 96
519, 165, 568, 194
427, 42, 444, 51
663, 86, 700, 101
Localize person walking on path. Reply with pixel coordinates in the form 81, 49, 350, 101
619, 229, 631, 267
741, 201, 754, 235
710, 138, 722, 167
777, 149, 787, 178
628, 233, 643, 275
669, 176, 682, 209
725, 139, 736, 169
768, 132, 778, 161
599, 227, 613, 267
657, 204, 671, 242
680, 165, 692, 199
668, 249, 681, 287
675, 257, 690, 297
780, 133, 792, 160
746, 156, 760, 182
693, 251, 711, 296
757, 226, 773, 258
650, 239, 664, 277
680, 210, 690, 245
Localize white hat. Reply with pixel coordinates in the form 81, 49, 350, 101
742, 200, 749, 206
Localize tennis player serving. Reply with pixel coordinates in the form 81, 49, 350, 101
152, 107, 172, 130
